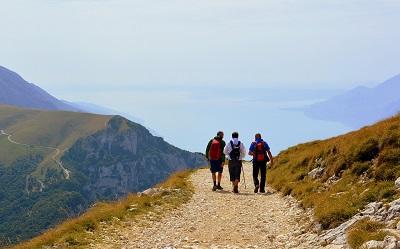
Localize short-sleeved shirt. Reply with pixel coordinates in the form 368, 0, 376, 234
205, 137, 226, 161
249, 139, 270, 154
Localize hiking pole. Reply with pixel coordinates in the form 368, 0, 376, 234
242, 164, 247, 189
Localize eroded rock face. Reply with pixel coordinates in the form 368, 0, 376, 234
308, 167, 325, 179
362, 236, 399, 249
320, 200, 400, 248
63, 116, 207, 201
395, 177, 400, 190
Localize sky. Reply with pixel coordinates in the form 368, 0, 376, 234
1, 0, 400, 152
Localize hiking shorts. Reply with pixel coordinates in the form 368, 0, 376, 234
228, 160, 242, 182
210, 160, 223, 173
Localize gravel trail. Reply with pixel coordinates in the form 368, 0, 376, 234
91, 163, 327, 249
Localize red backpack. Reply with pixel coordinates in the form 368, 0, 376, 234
254, 141, 267, 162
209, 139, 222, 160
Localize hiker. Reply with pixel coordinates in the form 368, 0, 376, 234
224, 131, 246, 193
248, 133, 273, 193
205, 131, 226, 191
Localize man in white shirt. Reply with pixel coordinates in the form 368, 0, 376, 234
224, 132, 247, 193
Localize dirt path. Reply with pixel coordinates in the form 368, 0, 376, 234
0, 129, 70, 179
90, 163, 332, 249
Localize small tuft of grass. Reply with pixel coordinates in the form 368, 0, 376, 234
347, 218, 388, 249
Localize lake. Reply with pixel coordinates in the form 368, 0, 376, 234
66, 86, 351, 155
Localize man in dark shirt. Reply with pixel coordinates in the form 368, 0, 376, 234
205, 131, 226, 191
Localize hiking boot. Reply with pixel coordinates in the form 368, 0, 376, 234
260, 189, 266, 193
212, 185, 217, 191
233, 185, 239, 194
216, 185, 223, 190
254, 185, 259, 193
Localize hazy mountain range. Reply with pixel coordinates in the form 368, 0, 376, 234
305, 74, 400, 128
0, 66, 80, 112
0, 65, 145, 124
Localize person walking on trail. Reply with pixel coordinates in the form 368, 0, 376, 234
206, 131, 226, 191
248, 133, 274, 193
224, 132, 246, 194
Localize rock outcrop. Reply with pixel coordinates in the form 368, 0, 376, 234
63, 116, 206, 201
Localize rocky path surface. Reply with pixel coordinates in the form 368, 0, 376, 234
91, 163, 335, 249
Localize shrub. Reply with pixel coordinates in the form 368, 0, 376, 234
351, 161, 370, 176
347, 218, 387, 249
354, 138, 379, 162
373, 163, 397, 181
377, 148, 400, 166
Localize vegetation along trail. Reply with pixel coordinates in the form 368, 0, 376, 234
89, 163, 341, 249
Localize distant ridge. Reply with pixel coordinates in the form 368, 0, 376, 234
0, 66, 80, 112
305, 73, 400, 128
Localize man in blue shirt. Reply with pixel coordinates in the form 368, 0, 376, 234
248, 133, 274, 193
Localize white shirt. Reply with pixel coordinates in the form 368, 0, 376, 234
224, 139, 247, 160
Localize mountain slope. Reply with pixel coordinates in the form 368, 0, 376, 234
305, 74, 400, 128
0, 66, 79, 112
0, 105, 206, 246
267, 114, 400, 247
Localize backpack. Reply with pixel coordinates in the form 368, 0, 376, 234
254, 141, 268, 162
229, 141, 241, 160
209, 139, 222, 160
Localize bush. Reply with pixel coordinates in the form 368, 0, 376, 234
354, 138, 379, 162
347, 218, 387, 249
351, 161, 370, 176
373, 163, 397, 181
377, 148, 400, 166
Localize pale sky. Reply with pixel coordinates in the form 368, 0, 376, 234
1, 0, 400, 93
1, 0, 400, 152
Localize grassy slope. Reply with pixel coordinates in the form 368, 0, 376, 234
0, 136, 51, 167
0, 105, 110, 149
267, 115, 400, 230
0, 105, 112, 178
11, 170, 194, 249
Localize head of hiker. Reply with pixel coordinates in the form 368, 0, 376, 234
205, 130, 226, 191
232, 131, 239, 143
217, 131, 224, 140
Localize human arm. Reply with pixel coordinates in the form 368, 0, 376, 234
240, 143, 247, 160
248, 142, 254, 156
221, 140, 226, 162
205, 140, 212, 160
267, 150, 274, 167
223, 142, 231, 156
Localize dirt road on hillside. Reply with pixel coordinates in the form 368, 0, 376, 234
90, 163, 341, 249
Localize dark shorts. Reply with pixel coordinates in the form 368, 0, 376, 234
210, 160, 223, 173
228, 160, 242, 181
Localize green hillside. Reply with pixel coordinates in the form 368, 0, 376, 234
0, 105, 112, 180
268, 115, 400, 231
0, 105, 206, 246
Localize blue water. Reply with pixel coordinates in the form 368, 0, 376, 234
67, 87, 351, 155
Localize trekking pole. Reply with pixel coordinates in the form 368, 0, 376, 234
242, 164, 247, 189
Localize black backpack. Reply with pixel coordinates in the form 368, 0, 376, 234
229, 141, 241, 160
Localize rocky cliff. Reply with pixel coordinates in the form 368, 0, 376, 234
64, 116, 206, 201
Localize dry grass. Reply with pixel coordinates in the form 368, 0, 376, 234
347, 218, 389, 249
11, 170, 194, 249
267, 115, 400, 229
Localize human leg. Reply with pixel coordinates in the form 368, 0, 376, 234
253, 162, 260, 193
259, 161, 267, 192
